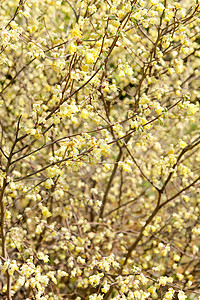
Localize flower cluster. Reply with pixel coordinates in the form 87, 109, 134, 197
0, 0, 200, 299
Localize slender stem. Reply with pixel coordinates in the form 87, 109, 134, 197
0, 116, 21, 299
99, 148, 123, 219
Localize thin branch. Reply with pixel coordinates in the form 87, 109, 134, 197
104, 188, 148, 217
64, 0, 79, 22
160, 175, 200, 209
124, 143, 159, 191
0, 146, 8, 160
99, 148, 123, 219
14, 146, 94, 182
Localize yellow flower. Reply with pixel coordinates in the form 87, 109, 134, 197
118, 161, 132, 173
85, 49, 98, 64
70, 24, 82, 39
178, 291, 187, 300
89, 273, 104, 287
177, 273, 184, 281
80, 109, 90, 119
41, 206, 52, 218
168, 144, 174, 154
179, 139, 187, 148
10, 21, 18, 29
68, 41, 77, 54
148, 286, 156, 294
156, 3, 165, 12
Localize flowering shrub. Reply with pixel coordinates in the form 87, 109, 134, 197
0, 0, 200, 299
